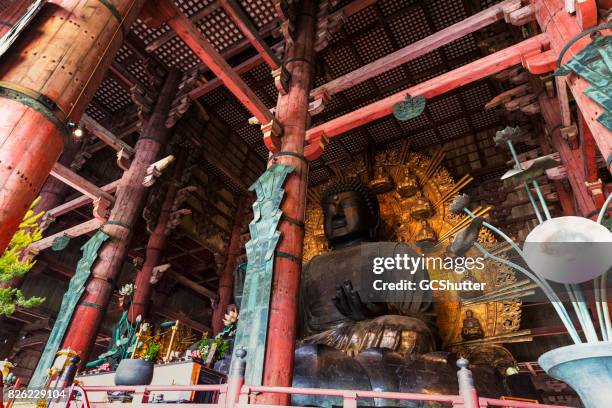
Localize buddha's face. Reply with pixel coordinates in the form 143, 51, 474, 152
323, 191, 372, 248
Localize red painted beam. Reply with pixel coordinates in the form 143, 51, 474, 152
50, 163, 115, 203
46, 180, 120, 218
153, 0, 274, 127
305, 34, 549, 150
188, 0, 379, 101
219, 0, 280, 70
311, 0, 518, 98
81, 114, 135, 155
188, 46, 281, 101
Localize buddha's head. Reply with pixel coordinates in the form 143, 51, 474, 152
321, 178, 380, 249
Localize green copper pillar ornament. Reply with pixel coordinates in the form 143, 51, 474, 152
231, 164, 295, 386
556, 33, 612, 130
29, 230, 109, 388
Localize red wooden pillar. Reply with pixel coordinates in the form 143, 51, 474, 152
580, 112, 609, 215
260, 0, 316, 404
538, 135, 576, 216
212, 194, 250, 335
61, 70, 180, 363
129, 151, 187, 322
0, 0, 147, 254
532, 0, 612, 172
539, 94, 596, 217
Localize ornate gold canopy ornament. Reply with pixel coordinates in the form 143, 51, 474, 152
303, 145, 523, 350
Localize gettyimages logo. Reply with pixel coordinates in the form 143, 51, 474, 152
372, 254, 485, 275
370, 254, 487, 293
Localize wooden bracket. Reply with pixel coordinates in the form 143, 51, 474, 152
304, 132, 329, 161
561, 124, 579, 149
70, 150, 92, 172
501, 0, 522, 20
585, 178, 605, 197
521, 102, 540, 115
275, 0, 297, 46
165, 208, 192, 235
116, 148, 133, 171
143, 155, 176, 187
547, 165, 568, 180
505, 4, 536, 26
522, 49, 557, 74
150, 263, 172, 284
485, 83, 531, 109
314, 0, 345, 52
308, 88, 331, 116
272, 65, 291, 96
262, 120, 283, 153
93, 196, 112, 222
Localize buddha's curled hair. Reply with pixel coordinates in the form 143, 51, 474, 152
320, 178, 380, 238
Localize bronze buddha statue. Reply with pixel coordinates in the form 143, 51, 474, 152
293, 178, 506, 406
299, 178, 432, 340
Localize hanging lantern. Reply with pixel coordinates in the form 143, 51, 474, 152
392, 95, 426, 121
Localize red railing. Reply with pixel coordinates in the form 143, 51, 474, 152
55, 355, 574, 408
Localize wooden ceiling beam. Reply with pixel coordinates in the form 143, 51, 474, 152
50, 163, 115, 203
154, 308, 212, 334
188, 0, 379, 100
28, 219, 104, 252
219, 0, 280, 70
304, 34, 549, 153
310, 0, 517, 98
46, 179, 120, 218
187, 51, 268, 100
81, 114, 135, 155
168, 270, 219, 302
144, 2, 222, 53
158, 0, 275, 127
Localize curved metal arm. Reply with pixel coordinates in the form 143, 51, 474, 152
473, 242, 582, 344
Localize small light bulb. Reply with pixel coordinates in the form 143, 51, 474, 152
73, 127, 84, 138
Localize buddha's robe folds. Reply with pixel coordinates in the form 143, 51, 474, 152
299, 241, 433, 353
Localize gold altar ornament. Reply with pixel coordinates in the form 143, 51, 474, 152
0, 359, 14, 378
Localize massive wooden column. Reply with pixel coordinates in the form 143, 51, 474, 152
0, 0, 148, 254
260, 1, 316, 404
61, 70, 180, 362
129, 150, 187, 322
212, 194, 250, 335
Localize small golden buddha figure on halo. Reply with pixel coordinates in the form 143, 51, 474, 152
410, 190, 433, 220
461, 309, 485, 341
369, 165, 394, 193
415, 220, 437, 243
396, 167, 420, 198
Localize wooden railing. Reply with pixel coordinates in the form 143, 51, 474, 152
49, 353, 574, 408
